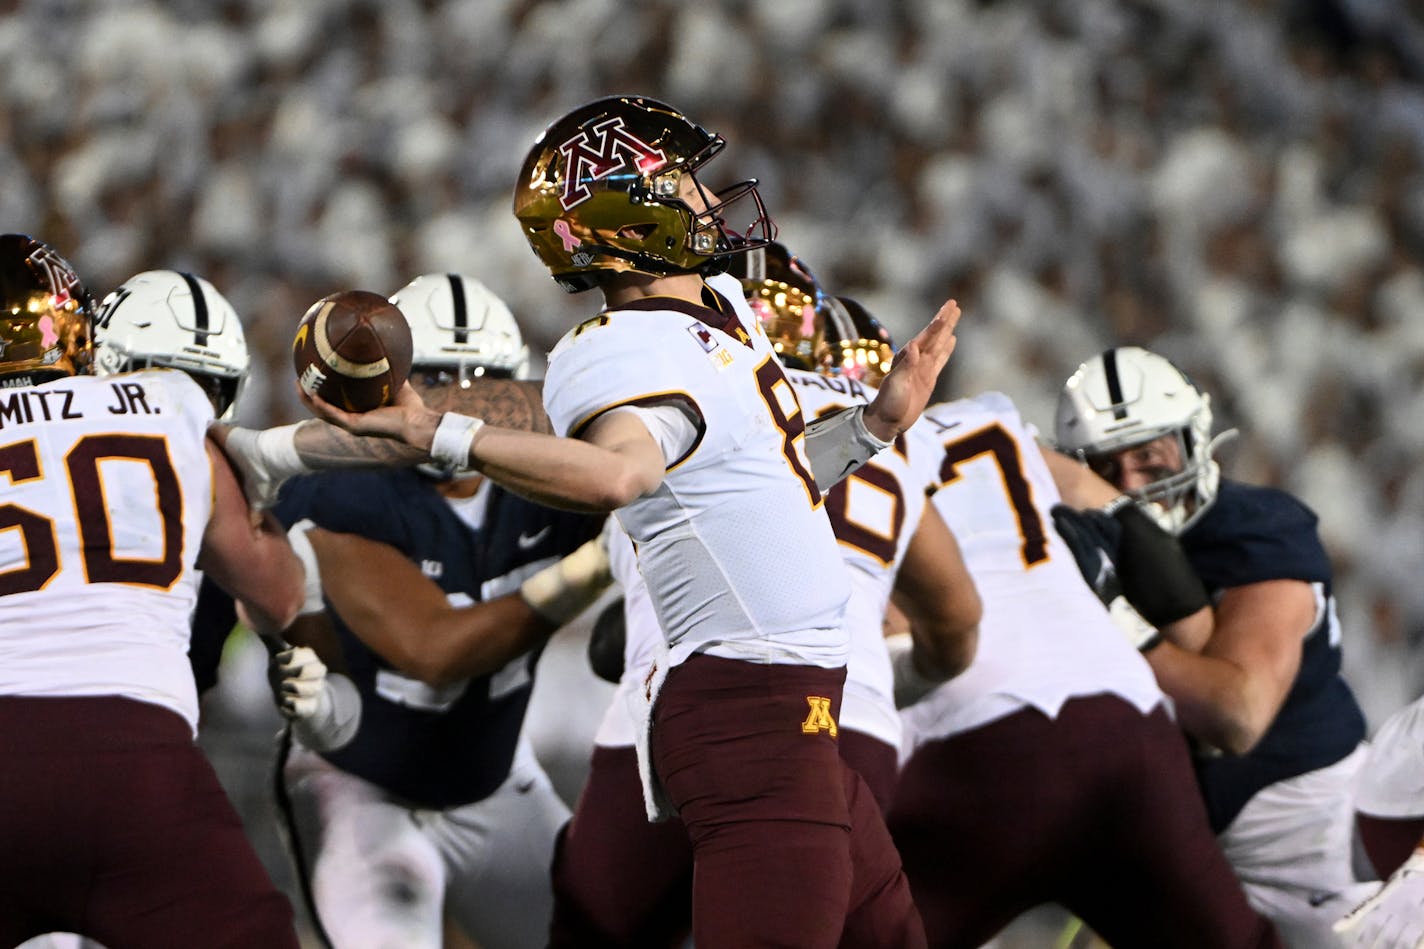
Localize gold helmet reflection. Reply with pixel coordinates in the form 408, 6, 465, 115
736, 241, 832, 372
513, 94, 776, 294
825, 296, 895, 388
736, 244, 896, 386
0, 234, 94, 387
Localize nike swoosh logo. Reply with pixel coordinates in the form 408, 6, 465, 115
1307, 890, 1339, 908
517, 526, 551, 550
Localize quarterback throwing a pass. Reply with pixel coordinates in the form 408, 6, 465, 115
301, 95, 961, 947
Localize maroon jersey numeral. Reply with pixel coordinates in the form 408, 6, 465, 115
754, 357, 821, 507
938, 424, 1048, 567
0, 434, 184, 597
0, 440, 60, 596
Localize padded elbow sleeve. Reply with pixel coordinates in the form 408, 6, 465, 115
1112, 504, 1210, 627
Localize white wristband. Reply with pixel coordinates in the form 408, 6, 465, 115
221, 423, 313, 509
430, 413, 484, 470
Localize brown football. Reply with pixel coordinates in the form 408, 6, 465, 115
292, 290, 413, 412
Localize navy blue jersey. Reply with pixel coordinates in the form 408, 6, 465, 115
274, 468, 603, 809
189, 574, 237, 695
1182, 479, 1366, 832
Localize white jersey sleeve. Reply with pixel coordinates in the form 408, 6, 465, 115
902, 392, 1164, 752
543, 274, 850, 670
0, 369, 217, 732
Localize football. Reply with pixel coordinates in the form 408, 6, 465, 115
292, 290, 414, 412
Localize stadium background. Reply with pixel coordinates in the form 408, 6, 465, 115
5, 0, 1423, 945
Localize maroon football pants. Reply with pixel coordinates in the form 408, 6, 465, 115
0, 695, 298, 949
889, 695, 1281, 949
1357, 812, 1424, 879
550, 726, 900, 948
649, 655, 924, 949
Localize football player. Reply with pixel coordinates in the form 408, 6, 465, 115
0, 235, 305, 947
92, 269, 254, 696
278, 95, 962, 947
885, 385, 1282, 948
265, 272, 608, 949
1055, 345, 1376, 946
546, 253, 982, 946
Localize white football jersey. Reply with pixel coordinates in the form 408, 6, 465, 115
784, 368, 942, 748
543, 273, 849, 671
902, 392, 1163, 752
0, 369, 216, 731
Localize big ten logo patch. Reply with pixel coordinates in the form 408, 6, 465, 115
801, 695, 838, 737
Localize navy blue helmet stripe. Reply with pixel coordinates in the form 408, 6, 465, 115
1103, 348, 1128, 419
448, 274, 468, 344
180, 272, 210, 347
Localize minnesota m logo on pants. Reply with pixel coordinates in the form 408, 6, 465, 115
801, 696, 838, 736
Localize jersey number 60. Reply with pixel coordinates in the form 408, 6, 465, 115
0, 435, 184, 597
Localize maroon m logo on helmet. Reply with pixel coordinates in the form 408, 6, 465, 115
26, 245, 80, 308
558, 117, 668, 210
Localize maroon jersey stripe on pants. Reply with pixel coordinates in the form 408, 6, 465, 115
0, 695, 298, 949
889, 695, 1281, 949
650, 654, 924, 949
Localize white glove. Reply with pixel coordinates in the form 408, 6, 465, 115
1336, 850, 1424, 948
272, 646, 362, 751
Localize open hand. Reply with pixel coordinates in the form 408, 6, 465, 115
864, 298, 961, 441
300, 380, 438, 448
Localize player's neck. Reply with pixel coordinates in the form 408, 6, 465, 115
601, 270, 706, 308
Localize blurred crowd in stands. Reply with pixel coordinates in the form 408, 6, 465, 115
4, 0, 1423, 721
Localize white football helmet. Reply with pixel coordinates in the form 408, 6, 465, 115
1055, 346, 1231, 533
389, 273, 530, 384
95, 270, 250, 420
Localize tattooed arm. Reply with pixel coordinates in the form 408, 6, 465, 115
301, 379, 665, 513
289, 378, 552, 466
211, 379, 552, 507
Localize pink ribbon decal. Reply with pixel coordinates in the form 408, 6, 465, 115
553, 219, 581, 252
38, 315, 59, 348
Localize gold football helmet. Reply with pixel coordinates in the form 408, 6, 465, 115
826, 296, 895, 387
736, 242, 831, 372
513, 95, 775, 293
736, 243, 896, 386
0, 234, 94, 386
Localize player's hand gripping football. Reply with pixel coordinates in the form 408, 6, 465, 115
301, 380, 443, 449
863, 298, 961, 442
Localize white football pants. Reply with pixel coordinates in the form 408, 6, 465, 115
285, 735, 569, 949
1218, 744, 1378, 948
